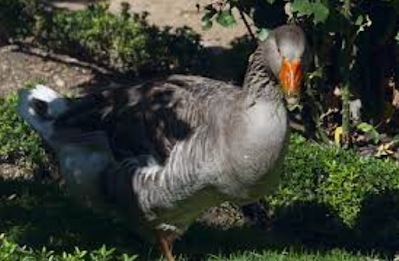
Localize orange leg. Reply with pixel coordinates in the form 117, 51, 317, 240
159, 233, 175, 261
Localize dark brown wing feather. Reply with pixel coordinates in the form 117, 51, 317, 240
53, 75, 243, 162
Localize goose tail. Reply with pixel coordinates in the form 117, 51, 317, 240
17, 84, 69, 146
18, 85, 115, 208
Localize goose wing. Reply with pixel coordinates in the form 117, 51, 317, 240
53, 75, 243, 161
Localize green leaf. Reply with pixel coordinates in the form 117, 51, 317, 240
356, 122, 380, 143
355, 15, 364, 26
356, 122, 375, 133
216, 9, 236, 28
291, 0, 313, 17
256, 28, 270, 41
291, 0, 329, 24
392, 134, 399, 143
265, 0, 276, 4
201, 19, 213, 30
201, 9, 216, 30
311, 1, 329, 24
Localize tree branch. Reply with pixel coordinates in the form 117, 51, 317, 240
235, 3, 256, 42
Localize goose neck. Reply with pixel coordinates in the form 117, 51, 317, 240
242, 50, 283, 105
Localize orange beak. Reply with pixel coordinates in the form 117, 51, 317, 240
279, 58, 303, 97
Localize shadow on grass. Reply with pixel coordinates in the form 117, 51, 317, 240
1, 178, 399, 260
0, 179, 144, 256
353, 190, 399, 255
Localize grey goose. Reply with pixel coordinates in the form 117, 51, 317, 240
18, 24, 310, 261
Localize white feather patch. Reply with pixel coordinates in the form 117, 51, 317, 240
30, 84, 68, 117
17, 84, 69, 143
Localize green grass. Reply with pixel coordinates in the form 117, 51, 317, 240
207, 250, 374, 261
0, 178, 389, 261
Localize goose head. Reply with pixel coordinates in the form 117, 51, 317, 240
261, 25, 311, 104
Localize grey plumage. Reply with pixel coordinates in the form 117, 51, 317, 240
17, 24, 309, 258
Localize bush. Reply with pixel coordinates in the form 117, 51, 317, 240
0, 0, 44, 44
1, 1, 203, 75
0, 81, 46, 169
269, 135, 399, 227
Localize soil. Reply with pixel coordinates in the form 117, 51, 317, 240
0, 0, 252, 96
0, 45, 95, 96
51, 0, 250, 48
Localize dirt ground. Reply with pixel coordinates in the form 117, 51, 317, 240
51, 0, 250, 47
1, 0, 253, 97
0, 45, 95, 96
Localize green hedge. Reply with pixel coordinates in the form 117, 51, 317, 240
267, 135, 399, 251
0, 1, 203, 75
270, 135, 399, 226
0, 83, 46, 169
0, 0, 44, 43
39, 2, 202, 74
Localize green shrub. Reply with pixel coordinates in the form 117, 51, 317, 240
268, 135, 399, 226
0, 0, 44, 43
0, 81, 46, 169
34, 2, 202, 74
0, 1, 202, 74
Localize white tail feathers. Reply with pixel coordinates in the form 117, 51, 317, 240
31, 85, 68, 117
18, 85, 115, 208
17, 84, 69, 143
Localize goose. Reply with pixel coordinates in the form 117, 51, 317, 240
17, 24, 310, 261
